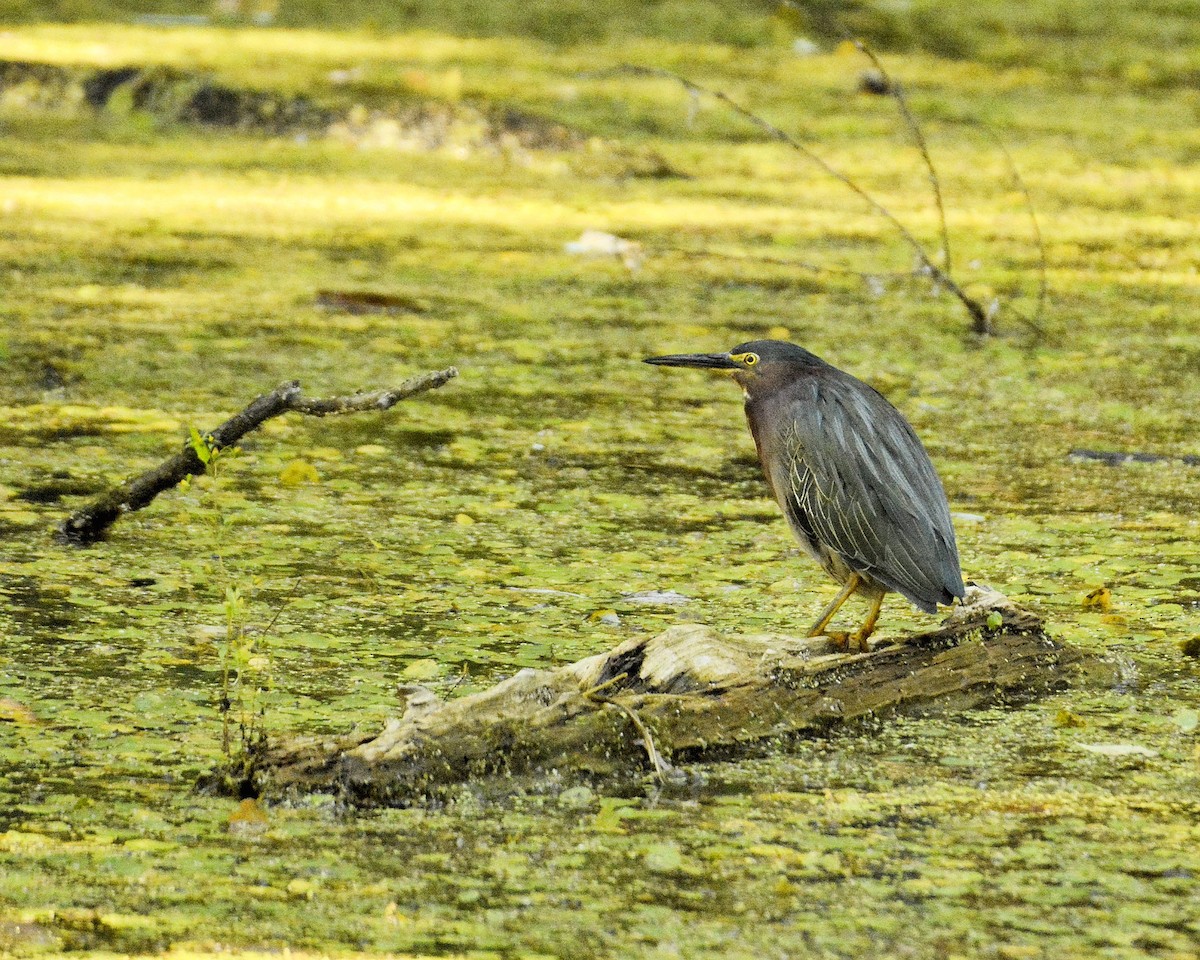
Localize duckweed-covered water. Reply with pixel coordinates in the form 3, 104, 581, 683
2, 15, 1199, 958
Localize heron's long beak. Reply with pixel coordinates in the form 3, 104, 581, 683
644, 352, 739, 370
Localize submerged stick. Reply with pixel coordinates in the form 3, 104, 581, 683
218, 586, 1079, 807
1069, 448, 1200, 467
58, 368, 458, 545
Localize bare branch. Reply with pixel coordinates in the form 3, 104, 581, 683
58, 368, 458, 545
606, 64, 994, 335
850, 44, 1048, 338
852, 40, 953, 276
287, 368, 459, 416
979, 125, 1049, 333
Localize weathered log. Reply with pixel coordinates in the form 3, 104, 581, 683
223, 585, 1077, 806
58, 368, 457, 545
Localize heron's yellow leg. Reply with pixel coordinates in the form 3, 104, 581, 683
807, 573, 861, 637
848, 593, 886, 652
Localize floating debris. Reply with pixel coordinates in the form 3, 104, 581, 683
565, 229, 644, 271
1076, 743, 1158, 759
621, 590, 692, 606
505, 586, 587, 599
314, 289, 429, 315
0, 698, 38, 726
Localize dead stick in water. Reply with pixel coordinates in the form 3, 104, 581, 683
605, 64, 994, 336
58, 368, 458, 545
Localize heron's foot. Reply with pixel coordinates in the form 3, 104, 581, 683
820, 629, 872, 653
847, 628, 874, 653
816, 628, 873, 652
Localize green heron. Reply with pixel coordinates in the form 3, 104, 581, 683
645, 339, 964, 650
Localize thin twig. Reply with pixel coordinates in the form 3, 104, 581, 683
581, 672, 630, 699
978, 125, 1049, 334
852, 40, 953, 276
58, 368, 458, 545
259, 577, 305, 641
851, 43, 1048, 337
288, 369, 457, 415
602, 64, 994, 335
669, 246, 919, 280
581, 671, 676, 783
591, 693, 677, 784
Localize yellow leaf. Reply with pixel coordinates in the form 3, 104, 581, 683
1083, 586, 1112, 611
279, 459, 320, 486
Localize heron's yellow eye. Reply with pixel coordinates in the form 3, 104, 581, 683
738, 352, 759, 367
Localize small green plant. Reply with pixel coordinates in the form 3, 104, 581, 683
219, 582, 275, 757
183, 427, 277, 758
188, 426, 219, 469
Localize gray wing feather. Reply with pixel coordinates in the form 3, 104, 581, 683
765, 372, 964, 611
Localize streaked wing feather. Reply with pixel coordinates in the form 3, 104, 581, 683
770, 372, 964, 610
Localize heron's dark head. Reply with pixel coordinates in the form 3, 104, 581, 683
644, 339, 826, 394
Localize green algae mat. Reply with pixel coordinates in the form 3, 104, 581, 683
2, 7, 1200, 958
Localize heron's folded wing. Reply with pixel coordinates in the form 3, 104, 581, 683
773, 374, 964, 610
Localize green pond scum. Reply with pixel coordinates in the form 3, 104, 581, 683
1, 2, 1199, 957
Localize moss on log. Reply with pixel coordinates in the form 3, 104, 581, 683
225, 585, 1076, 806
